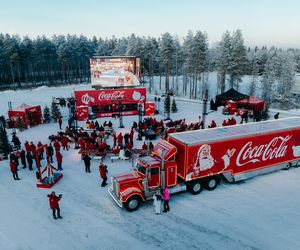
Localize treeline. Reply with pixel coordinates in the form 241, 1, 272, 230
0, 31, 299, 102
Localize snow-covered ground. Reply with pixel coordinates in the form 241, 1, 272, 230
1, 84, 300, 250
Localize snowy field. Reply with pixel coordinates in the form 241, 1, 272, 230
1, 84, 300, 250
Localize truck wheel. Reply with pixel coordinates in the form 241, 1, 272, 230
205, 177, 219, 191
187, 180, 203, 195
295, 160, 300, 168
284, 162, 292, 170
124, 195, 142, 212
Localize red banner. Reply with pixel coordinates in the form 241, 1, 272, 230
74, 88, 146, 106
76, 106, 89, 121
145, 102, 155, 116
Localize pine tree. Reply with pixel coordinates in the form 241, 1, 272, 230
0, 116, 10, 159
261, 105, 270, 121
51, 100, 61, 121
43, 105, 51, 123
160, 33, 175, 93
215, 31, 232, 94
228, 30, 247, 90
171, 98, 178, 113
164, 94, 171, 119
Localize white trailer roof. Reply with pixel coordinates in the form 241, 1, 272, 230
168, 117, 300, 146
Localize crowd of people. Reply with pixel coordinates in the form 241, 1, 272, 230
5, 101, 271, 219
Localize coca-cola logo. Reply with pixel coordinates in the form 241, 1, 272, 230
98, 91, 125, 101
81, 93, 95, 105
236, 135, 291, 167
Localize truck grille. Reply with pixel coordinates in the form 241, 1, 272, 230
113, 178, 119, 198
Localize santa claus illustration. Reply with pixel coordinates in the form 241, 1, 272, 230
186, 144, 236, 181
193, 144, 215, 173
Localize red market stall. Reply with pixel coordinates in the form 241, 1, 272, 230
74, 87, 147, 118
223, 100, 237, 115
8, 103, 42, 128
237, 96, 265, 112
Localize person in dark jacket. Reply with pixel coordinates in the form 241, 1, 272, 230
83, 154, 91, 173
149, 142, 154, 152
20, 149, 26, 169
12, 133, 21, 150
47, 191, 62, 219
10, 160, 20, 180
47, 143, 54, 163
124, 133, 130, 145
26, 152, 33, 170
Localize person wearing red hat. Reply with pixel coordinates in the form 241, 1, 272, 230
47, 191, 62, 219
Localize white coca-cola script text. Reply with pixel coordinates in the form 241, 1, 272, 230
98, 91, 125, 101
236, 135, 291, 166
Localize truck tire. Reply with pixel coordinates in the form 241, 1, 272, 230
124, 195, 142, 212
284, 162, 292, 170
295, 160, 300, 168
187, 180, 203, 195
205, 177, 219, 191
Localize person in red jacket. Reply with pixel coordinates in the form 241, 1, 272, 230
58, 116, 63, 130
53, 140, 61, 152
129, 129, 134, 145
47, 191, 62, 219
56, 151, 63, 170
61, 136, 69, 151
37, 141, 44, 159
230, 117, 237, 125
209, 120, 217, 128
24, 141, 30, 153
222, 119, 227, 127
117, 132, 123, 146
112, 132, 117, 148
10, 160, 20, 180
79, 137, 86, 150
142, 142, 148, 151
30, 142, 36, 155
99, 163, 108, 187
125, 142, 133, 150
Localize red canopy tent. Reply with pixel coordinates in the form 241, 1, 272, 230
237, 96, 265, 112
8, 103, 42, 128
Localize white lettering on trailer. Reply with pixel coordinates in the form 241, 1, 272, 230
236, 135, 291, 166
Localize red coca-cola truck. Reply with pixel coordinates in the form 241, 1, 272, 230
109, 117, 300, 211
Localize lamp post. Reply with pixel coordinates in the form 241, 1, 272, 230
202, 89, 208, 129
137, 101, 144, 141
118, 97, 124, 128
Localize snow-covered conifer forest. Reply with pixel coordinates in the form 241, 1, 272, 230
1, 31, 300, 106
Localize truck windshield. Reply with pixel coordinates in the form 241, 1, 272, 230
136, 163, 146, 175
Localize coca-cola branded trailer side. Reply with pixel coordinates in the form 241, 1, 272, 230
109, 117, 300, 211
169, 116, 300, 192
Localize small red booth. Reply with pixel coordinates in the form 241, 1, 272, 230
8, 103, 42, 128
237, 96, 265, 112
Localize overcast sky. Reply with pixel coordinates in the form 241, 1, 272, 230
1, 0, 300, 48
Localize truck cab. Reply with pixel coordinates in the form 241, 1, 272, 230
109, 140, 178, 212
